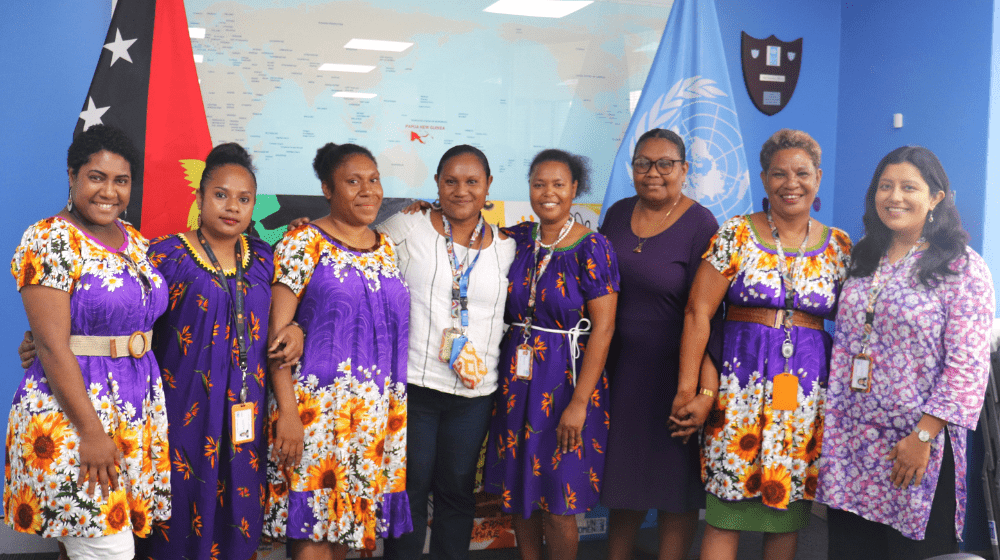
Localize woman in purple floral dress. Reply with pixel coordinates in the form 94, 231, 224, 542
5, 125, 170, 560
264, 142, 411, 558
818, 146, 995, 559
484, 149, 619, 560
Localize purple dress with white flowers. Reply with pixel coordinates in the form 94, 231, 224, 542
264, 224, 411, 550
484, 222, 620, 518
818, 249, 994, 540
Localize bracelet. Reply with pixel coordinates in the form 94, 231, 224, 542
698, 387, 716, 398
288, 321, 305, 338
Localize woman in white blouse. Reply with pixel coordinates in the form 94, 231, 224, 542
380, 146, 515, 560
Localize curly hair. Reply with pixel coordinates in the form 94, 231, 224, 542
436, 145, 491, 178
312, 142, 376, 189
759, 129, 821, 172
67, 125, 140, 177
200, 143, 256, 192
528, 149, 591, 199
849, 146, 968, 287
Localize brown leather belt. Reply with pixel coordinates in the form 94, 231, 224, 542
726, 305, 824, 331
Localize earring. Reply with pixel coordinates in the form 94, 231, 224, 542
66, 189, 73, 212
431, 199, 442, 210
483, 200, 495, 211
761, 197, 770, 213
812, 196, 821, 212
197, 213, 203, 228
927, 209, 935, 223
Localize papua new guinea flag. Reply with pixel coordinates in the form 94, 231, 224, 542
74, 0, 212, 238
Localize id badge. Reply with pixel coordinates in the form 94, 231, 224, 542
515, 344, 533, 380
439, 328, 463, 363
231, 402, 255, 445
850, 353, 873, 393
772, 372, 799, 411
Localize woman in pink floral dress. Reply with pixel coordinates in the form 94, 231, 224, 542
818, 146, 994, 559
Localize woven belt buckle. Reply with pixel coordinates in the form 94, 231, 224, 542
773, 309, 786, 329
126, 331, 150, 358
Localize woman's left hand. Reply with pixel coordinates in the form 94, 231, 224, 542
669, 393, 715, 443
268, 322, 304, 369
887, 434, 932, 488
557, 401, 587, 453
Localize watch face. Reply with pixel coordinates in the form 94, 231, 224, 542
917, 429, 931, 442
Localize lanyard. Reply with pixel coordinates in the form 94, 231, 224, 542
765, 212, 812, 371
859, 239, 924, 354
522, 216, 575, 339
196, 230, 250, 403
441, 213, 486, 329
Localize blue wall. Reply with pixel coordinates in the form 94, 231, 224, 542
985, 2, 1000, 318
716, 0, 842, 227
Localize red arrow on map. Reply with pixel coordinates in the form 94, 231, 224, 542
410, 131, 427, 143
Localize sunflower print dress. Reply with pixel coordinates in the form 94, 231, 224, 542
135, 233, 273, 560
264, 224, 411, 550
484, 222, 620, 518
701, 215, 851, 510
5, 217, 170, 539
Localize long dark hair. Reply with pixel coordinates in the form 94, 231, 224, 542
849, 146, 968, 286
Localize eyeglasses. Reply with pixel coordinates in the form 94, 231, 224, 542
631, 158, 684, 175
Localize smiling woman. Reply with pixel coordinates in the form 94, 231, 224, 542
5, 125, 170, 560
264, 142, 412, 559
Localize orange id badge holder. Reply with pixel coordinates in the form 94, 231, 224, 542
232, 402, 255, 445
515, 344, 533, 381
850, 353, 873, 393
772, 372, 799, 411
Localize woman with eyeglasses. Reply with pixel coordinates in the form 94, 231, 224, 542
597, 128, 720, 560
5, 125, 170, 560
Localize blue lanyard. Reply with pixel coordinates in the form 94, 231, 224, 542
441, 214, 486, 328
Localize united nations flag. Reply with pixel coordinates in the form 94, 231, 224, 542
599, 0, 753, 225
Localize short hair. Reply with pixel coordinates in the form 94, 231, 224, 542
528, 149, 591, 199
312, 142, 376, 187
635, 128, 686, 162
200, 143, 256, 192
436, 145, 491, 177
850, 146, 968, 287
67, 124, 140, 177
759, 129, 821, 172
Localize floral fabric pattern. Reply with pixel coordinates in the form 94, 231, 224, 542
5, 217, 170, 539
701, 215, 851, 510
484, 222, 620, 518
264, 225, 411, 549
818, 248, 995, 540
136, 234, 273, 560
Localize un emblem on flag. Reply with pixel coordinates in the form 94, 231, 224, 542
741, 32, 802, 115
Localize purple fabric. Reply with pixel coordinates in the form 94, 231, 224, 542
484, 222, 620, 518
264, 225, 411, 548
598, 197, 718, 512
818, 249, 995, 540
135, 234, 273, 560
700, 216, 851, 510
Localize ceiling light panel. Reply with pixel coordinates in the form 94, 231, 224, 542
334, 92, 378, 99
344, 39, 413, 52
319, 63, 377, 73
483, 0, 593, 18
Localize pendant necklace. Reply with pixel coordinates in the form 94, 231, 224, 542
633, 195, 681, 253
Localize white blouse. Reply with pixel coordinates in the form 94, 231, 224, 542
379, 211, 515, 397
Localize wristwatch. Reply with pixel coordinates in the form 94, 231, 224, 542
915, 428, 932, 443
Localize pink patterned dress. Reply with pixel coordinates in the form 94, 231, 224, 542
818, 248, 994, 539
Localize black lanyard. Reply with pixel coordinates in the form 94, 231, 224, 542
196, 230, 249, 401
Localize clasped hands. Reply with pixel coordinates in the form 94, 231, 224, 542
668, 390, 714, 444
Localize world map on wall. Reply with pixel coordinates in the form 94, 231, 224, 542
185, 0, 673, 205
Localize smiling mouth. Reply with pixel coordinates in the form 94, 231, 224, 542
539, 202, 559, 209
95, 203, 117, 211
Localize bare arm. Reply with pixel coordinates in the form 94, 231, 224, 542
557, 292, 617, 454
21, 285, 120, 498
267, 283, 304, 469
673, 260, 729, 418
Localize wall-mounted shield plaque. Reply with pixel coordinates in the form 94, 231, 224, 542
741, 32, 802, 116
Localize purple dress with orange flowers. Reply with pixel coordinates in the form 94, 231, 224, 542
700, 215, 851, 510
484, 222, 620, 518
5, 217, 170, 540
135, 233, 272, 560
263, 225, 411, 550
